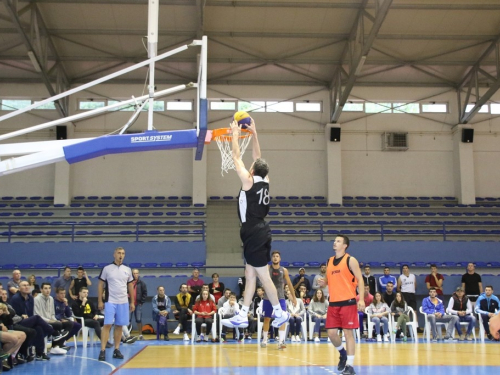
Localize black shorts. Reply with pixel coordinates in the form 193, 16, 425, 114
240, 221, 272, 267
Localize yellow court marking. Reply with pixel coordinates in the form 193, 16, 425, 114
122, 343, 500, 369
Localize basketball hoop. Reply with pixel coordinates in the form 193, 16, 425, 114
211, 127, 253, 175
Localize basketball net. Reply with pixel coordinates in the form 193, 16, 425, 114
212, 128, 253, 176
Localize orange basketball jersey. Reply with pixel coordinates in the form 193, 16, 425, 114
327, 253, 357, 305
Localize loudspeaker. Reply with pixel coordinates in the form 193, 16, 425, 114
330, 127, 341, 142
462, 128, 474, 143
56, 125, 67, 140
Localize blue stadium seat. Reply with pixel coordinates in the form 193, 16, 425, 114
82, 263, 96, 268
308, 262, 321, 267
367, 262, 381, 267
129, 263, 142, 268
292, 262, 305, 267
192, 262, 205, 267
384, 262, 397, 268
160, 263, 173, 268
144, 263, 158, 268
18, 264, 33, 269
176, 262, 189, 267
412, 262, 426, 267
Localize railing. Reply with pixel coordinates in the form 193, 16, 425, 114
1, 221, 205, 243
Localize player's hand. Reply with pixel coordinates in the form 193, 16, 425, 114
98, 301, 103, 311
246, 118, 256, 134
230, 119, 240, 134
357, 300, 365, 312
129, 302, 135, 313
490, 314, 500, 339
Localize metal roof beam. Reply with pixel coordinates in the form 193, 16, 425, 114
330, 0, 393, 123
1, 0, 72, 123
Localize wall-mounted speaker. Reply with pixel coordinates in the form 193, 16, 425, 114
462, 128, 474, 143
56, 125, 67, 140
330, 127, 341, 142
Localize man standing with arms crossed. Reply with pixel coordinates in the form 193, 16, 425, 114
228, 117, 289, 329
97, 247, 135, 361
318, 235, 364, 375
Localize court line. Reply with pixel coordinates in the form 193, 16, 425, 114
222, 348, 236, 375
71, 355, 116, 371
110, 345, 149, 375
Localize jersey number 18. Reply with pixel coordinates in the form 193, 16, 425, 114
257, 188, 270, 205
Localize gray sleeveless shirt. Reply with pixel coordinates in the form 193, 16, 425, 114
263, 265, 285, 300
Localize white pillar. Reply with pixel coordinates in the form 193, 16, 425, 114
325, 124, 343, 204
54, 161, 71, 205
192, 148, 207, 205
452, 125, 475, 205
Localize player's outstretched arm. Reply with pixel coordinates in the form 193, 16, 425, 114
245, 118, 261, 161
231, 120, 253, 189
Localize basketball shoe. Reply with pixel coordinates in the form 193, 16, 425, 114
271, 312, 290, 328
228, 314, 249, 328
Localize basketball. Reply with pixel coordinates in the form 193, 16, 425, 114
233, 111, 252, 129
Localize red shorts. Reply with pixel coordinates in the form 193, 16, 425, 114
325, 305, 359, 330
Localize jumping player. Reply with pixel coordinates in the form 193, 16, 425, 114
227, 117, 290, 329
318, 235, 365, 375
260, 251, 297, 349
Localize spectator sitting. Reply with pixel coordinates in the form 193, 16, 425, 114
208, 273, 225, 305
54, 267, 73, 300
129, 269, 147, 340
378, 267, 397, 294
172, 283, 193, 341
286, 289, 305, 342
422, 287, 459, 342
293, 268, 311, 293
397, 265, 417, 312
69, 267, 92, 301
7, 270, 22, 299
152, 286, 171, 341
366, 292, 390, 342
425, 264, 444, 296
474, 285, 500, 341
187, 268, 204, 301
356, 285, 374, 338
27, 275, 40, 295
11, 281, 68, 360
0, 289, 36, 363
54, 287, 82, 346
195, 285, 215, 303
193, 290, 217, 342
296, 283, 311, 308
461, 262, 483, 306
383, 281, 396, 307
447, 286, 476, 341
309, 289, 328, 342
362, 265, 377, 296
217, 289, 232, 309
71, 287, 110, 348
0, 305, 26, 371
312, 263, 328, 297
390, 292, 410, 342
219, 293, 241, 342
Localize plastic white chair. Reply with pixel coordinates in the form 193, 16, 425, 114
74, 316, 96, 347
219, 310, 241, 342
285, 314, 307, 342
191, 312, 217, 343
476, 309, 498, 343
419, 307, 448, 342
446, 308, 476, 341
389, 307, 418, 341
365, 307, 393, 341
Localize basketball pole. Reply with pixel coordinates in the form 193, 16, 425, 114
147, 0, 159, 131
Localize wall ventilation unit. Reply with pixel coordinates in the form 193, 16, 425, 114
382, 132, 408, 151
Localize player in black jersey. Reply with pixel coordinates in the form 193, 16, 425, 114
226, 117, 290, 329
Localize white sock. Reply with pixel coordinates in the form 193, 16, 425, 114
335, 345, 344, 351
272, 304, 283, 317
263, 331, 268, 342
347, 355, 354, 366
240, 305, 249, 315
278, 329, 286, 342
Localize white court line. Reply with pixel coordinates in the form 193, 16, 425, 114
70, 355, 116, 371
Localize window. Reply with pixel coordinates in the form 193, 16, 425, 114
209, 100, 236, 111
166, 100, 192, 111
393, 103, 420, 114
108, 100, 165, 112
1, 99, 31, 111
465, 104, 489, 113
33, 101, 57, 110
238, 101, 265, 113
78, 100, 106, 110
343, 102, 364, 112
491, 103, 500, 114
421, 103, 448, 113
365, 102, 391, 113
266, 101, 293, 113
296, 101, 322, 112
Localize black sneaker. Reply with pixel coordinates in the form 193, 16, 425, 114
113, 349, 124, 359
487, 333, 494, 341
123, 336, 137, 344
35, 353, 50, 361
52, 330, 69, 342
25, 355, 35, 363
98, 351, 106, 361
15, 354, 26, 365
105, 342, 113, 348
342, 365, 356, 375
338, 354, 347, 372
164, 335, 170, 341
62, 346, 71, 352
